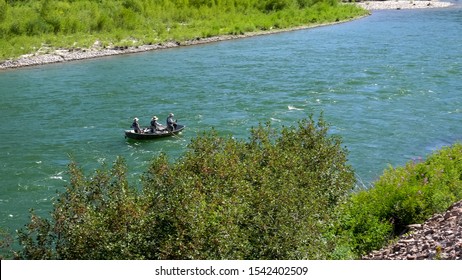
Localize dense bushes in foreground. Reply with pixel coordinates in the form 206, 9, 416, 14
4, 117, 461, 259
15, 117, 356, 259
0, 0, 367, 59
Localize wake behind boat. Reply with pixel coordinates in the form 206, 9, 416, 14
125, 124, 185, 140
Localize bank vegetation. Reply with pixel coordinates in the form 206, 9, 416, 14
0, 0, 367, 60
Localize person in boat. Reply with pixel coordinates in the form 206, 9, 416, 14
131, 117, 142, 133
150, 116, 165, 132
166, 113, 177, 131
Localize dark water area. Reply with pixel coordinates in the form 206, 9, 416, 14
1, 6, 461, 236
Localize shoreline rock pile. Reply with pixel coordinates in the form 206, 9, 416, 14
363, 200, 462, 260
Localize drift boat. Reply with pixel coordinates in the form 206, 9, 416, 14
124, 124, 185, 140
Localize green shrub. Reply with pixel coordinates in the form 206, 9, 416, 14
14, 116, 355, 259
141, 117, 355, 259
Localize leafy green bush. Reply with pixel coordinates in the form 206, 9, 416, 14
332, 143, 462, 258
17, 158, 152, 259
15, 116, 355, 259
141, 117, 355, 259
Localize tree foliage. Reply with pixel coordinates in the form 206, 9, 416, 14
15, 116, 355, 259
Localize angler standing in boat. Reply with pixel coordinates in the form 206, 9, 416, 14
166, 113, 177, 131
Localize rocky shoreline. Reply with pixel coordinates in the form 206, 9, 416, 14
363, 200, 462, 260
0, 38, 236, 70
0, 1, 455, 70
0, 25, 335, 70
356, 0, 453, 10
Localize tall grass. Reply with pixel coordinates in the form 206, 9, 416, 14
0, 0, 367, 60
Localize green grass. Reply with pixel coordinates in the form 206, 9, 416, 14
0, 0, 367, 60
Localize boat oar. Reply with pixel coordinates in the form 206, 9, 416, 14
170, 121, 184, 140
169, 127, 182, 139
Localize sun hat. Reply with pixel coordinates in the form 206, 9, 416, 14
134, 117, 139, 121
152, 116, 158, 120
169, 113, 174, 117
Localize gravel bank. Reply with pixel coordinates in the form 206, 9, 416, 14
356, 0, 453, 10
0, 42, 182, 70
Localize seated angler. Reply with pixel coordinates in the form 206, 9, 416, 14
131, 117, 142, 134
150, 116, 165, 132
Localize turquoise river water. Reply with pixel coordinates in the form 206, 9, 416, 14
1, 6, 462, 236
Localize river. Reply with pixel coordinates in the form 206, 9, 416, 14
1, 5, 461, 236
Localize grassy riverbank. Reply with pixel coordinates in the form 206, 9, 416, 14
0, 0, 367, 60
331, 143, 462, 258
